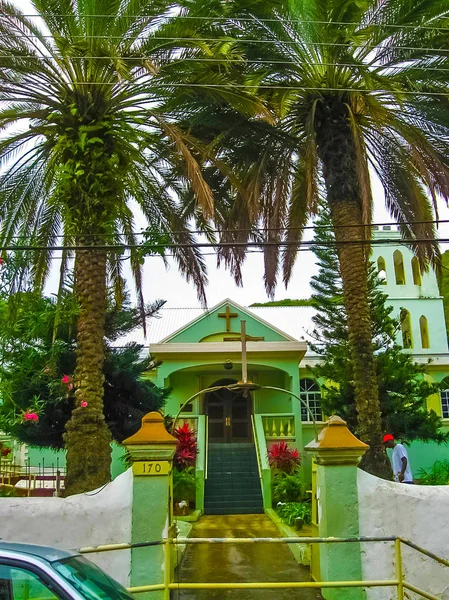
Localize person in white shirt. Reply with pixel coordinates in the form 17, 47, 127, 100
383, 434, 413, 483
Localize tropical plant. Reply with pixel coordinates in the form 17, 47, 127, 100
173, 467, 197, 504
276, 501, 312, 528
272, 471, 303, 503
173, 423, 198, 470
416, 461, 449, 485
309, 205, 448, 448
267, 441, 301, 474
172, 0, 449, 476
0, 0, 229, 494
0, 287, 169, 448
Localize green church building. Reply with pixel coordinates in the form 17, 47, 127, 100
2, 227, 449, 508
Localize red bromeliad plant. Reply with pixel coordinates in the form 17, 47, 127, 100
173, 423, 198, 470
268, 441, 301, 474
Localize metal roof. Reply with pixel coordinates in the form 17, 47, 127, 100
112, 304, 317, 349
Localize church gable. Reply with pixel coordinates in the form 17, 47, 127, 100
160, 299, 296, 344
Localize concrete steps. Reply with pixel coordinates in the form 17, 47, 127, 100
204, 443, 264, 515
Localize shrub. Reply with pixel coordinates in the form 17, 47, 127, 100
173, 423, 198, 470
272, 471, 303, 503
173, 467, 196, 504
267, 441, 301, 474
416, 460, 449, 485
277, 501, 312, 528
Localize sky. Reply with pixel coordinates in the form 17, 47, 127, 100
12, 0, 449, 309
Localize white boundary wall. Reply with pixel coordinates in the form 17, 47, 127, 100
358, 469, 449, 599
0, 468, 132, 586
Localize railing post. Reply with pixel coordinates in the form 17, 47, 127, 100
305, 416, 369, 600
395, 538, 404, 600
123, 412, 178, 600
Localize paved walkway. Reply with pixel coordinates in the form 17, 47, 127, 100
172, 514, 323, 599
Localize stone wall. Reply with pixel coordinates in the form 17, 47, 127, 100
358, 469, 449, 599
0, 469, 132, 586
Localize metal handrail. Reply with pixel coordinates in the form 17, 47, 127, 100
78, 535, 448, 600
204, 416, 209, 480
250, 415, 263, 481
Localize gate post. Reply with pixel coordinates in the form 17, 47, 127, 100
123, 412, 178, 599
305, 415, 368, 600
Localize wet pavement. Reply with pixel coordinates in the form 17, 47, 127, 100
172, 514, 323, 599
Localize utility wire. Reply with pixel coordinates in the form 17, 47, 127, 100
7, 15, 449, 32
1, 81, 446, 95
0, 237, 446, 252
3, 219, 447, 241
1, 34, 449, 53
3, 55, 449, 74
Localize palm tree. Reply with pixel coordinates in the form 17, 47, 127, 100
172, 0, 449, 475
0, 0, 230, 494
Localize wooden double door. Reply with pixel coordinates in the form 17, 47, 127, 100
205, 379, 252, 443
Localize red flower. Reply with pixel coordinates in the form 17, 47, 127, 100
61, 375, 71, 384
268, 441, 301, 474
1, 447, 11, 457
24, 411, 39, 422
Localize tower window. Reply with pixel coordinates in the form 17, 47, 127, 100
394, 250, 406, 285
377, 257, 387, 284
400, 308, 413, 349
419, 315, 430, 349
441, 378, 449, 418
412, 257, 422, 286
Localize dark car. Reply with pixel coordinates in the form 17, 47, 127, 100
0, 541, 134, 600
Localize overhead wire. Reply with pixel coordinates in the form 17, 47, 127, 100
3, 219, 449, 241
7, 15, 449, 32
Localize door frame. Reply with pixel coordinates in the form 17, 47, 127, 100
204, 378, 253, 443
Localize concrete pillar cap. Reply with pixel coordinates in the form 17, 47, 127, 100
123, 411, 178, 446
305, 415, 368, 465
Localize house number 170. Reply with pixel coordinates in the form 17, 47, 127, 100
132, 461, 171, 476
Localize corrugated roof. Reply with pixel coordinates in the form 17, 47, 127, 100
112, 304, 317, 349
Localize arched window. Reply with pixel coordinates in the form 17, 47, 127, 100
400, 308, 413, 349
299, 379, 323, 422
441, 378, 449, 418
411, 257, 422, 286
377, 257, 387, 284
419, 315, 430, 349
394, 250, 406, 285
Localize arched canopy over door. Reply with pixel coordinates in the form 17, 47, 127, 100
205, 378, 252, 443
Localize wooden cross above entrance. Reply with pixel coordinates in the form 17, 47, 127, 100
218, 305, 239, 332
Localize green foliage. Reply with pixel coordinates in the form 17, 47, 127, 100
0, 287, 169, 448
272, 471, 304, 504
310, 206, 448, 444
173, 467, 197, 503
276, 502, 312, 528
416, 461, 449, 485
0, 486, 18, 497
250, 299, 313, 307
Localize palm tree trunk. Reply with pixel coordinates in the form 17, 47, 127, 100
64, 242, 112, 495
315, 101, 391, 477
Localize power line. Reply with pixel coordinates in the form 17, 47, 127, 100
1, 81, 447, 95
3, 219, 447, 242
3, 55, 449, 74
1, 34, 449, 54
0, 237, 446, 252
8, 15, 449, 32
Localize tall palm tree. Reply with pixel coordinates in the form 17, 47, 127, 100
0, 0, 241, 494
171, 0, 449, 475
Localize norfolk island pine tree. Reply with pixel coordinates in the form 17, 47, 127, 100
309, 206, 448, 453
165, 0, 449, 475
